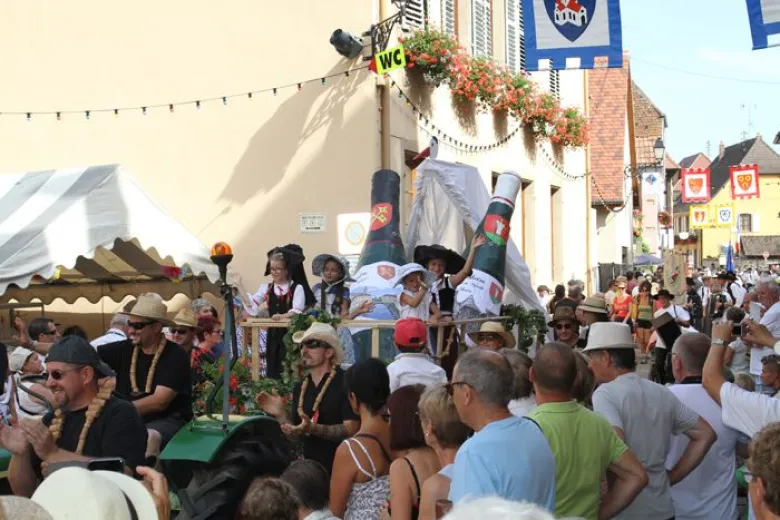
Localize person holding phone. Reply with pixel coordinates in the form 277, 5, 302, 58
0, 336, 147, 498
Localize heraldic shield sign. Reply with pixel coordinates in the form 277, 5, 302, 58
689, 205, 712, 229
681, 168, 711, 203
523, 0, 623, 70
716, 205, 735, 227
730, 164, 761, 200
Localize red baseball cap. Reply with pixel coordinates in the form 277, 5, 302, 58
394, 318, 428, 348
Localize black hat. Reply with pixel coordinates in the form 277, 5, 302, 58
46, 336, 115, 378
413, 244, 466, 275
685, 277, 695, 286
653, 289, 673, 300
264, 244, 306, 276
717, 272, 735, 281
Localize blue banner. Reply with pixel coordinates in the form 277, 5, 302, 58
746, 0, 780, 49
523, 0, 623, 71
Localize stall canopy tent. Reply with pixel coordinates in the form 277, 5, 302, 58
0, 165, 219, 304
405, 159, 547, 316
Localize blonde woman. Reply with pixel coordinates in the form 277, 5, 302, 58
416, 384, 472, 520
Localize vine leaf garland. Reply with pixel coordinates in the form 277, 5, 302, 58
499, 304, 548, 351
281, 309, 342, 387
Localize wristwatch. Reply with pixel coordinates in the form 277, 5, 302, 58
711, 338, 725, 346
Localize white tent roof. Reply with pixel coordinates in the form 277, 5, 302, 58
0, 165, 219, 304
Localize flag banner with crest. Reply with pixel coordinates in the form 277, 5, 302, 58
716, 204, 735, 228
522, 0, 623, 70
730, 164, 761, 200
746, 0, 780, 49
642, 171, 662, 194
689, 205, 712, 229
681, 168, 711, 203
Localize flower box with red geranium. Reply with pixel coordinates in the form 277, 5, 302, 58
551, 107, 588, 148
401, 28, 460, 87
502, 72, 536, 119
658, 211, 672, 228
525, 92, 561, 138
449, 55, 506, 111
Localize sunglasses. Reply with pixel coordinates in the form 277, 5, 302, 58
128, 321, 155, 330
49, 367, 84, 381
171, 328, 190, 335
445, 381, 470, 396
555, 323, 574, 331
478, 333, 501, 342
301, 340, 330, 350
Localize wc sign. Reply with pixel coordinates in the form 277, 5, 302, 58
370, 44, 407, 74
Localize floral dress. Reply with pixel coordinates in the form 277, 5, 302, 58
343, 437, 390, 520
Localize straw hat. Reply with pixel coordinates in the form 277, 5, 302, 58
467, 321, 516, 349
312, 254, 355, 282
31, 467, 158, 520
171, 307, 198, 329
127, 293, 173, 326
10, 346, 36, 373
582, 322, 636, 352
394, 263, 437, 287
0, 496, 53, 519
292, 322, 345, 364
548, 305, 578, 326
580, 295, 608, 315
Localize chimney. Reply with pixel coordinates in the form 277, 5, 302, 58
719, 141, 725, 159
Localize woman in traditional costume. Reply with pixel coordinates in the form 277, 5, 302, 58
413, 235, 485, 378
249, 244, 315, 379
311, 254, 374, 365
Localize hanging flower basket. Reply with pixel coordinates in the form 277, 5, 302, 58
401, 28, 460, 87
658, 211, 672, 227
501, 73, 535, 119
550, 107, 588, 148
525, 92, 561, 138
448, 55, 506, 110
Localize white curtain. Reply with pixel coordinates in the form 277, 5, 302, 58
405, 159, 547, 315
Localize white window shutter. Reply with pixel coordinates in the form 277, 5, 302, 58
518, 0, 526, 71
550, 70, 560, 98
442, 0, 456, 35
753, 213, 760, 233
428, 0, 442, 29
506, 0, 519, 72
405, 0, 427, 30
471, 0, 492, 57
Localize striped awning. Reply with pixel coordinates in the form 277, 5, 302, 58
0, 165, 220, 304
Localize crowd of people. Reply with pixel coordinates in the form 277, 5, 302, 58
0, 247, 778, 519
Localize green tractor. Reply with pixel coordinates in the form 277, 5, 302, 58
160, 243, 294, 520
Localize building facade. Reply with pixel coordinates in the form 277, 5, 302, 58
0, 0, 590, 313
673, 137, 780, 267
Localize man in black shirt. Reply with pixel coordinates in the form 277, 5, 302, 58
99, 294, 192, 462
685, 277, 704, 331
279, 323, 358, 473
1, 336, 147, 497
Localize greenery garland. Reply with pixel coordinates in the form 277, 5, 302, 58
499, 304, 548, 351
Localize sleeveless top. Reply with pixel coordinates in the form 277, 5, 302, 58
435, 277, 455, 315
14, 375, 48, 420
386, 457, 422, 520
634, 295, 654, 322
343, 435, 391, 520
268, 282, 299, 315
612, 293, 632, 318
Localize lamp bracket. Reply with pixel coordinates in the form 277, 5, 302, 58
367, 0, 409, 56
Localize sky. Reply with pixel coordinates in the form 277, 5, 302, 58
620, 0, 780, 161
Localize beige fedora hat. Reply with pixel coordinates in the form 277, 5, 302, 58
582, 322, 636, 352
467, 321, 516, 349
172, 307, 198, 329
580, 295, 608, 315
292, 322, 345, 364
127, 293, 173, 326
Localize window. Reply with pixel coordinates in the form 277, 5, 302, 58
505, 0, 526, 72
405, 0, 428, 30
549, 69, 560, 98
442, 0, 457, 35
471, 0, 492, 57
738, 213, 760, 233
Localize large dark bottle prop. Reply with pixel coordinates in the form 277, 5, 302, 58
454, 171, 521, 340
349, 169, 408, 362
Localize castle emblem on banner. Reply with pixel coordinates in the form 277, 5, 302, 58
524, 0, 623, 71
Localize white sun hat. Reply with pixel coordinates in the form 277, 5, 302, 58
31, 466, 158, 520
394, 263, 437, 287
582, 322, 636, 352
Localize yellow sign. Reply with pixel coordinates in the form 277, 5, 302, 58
373, 44, 407, 74
689, 205, 711, 229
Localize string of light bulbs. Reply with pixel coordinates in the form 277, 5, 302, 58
2, 65, 370, 121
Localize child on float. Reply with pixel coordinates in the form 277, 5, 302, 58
311, 253, 375, 364
386, 317, 446, 392
395, 263, 441, 324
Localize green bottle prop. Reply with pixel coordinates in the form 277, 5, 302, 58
454, 171, 521, 332
349, 169, 408, 362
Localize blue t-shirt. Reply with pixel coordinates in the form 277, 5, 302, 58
449, 415, 557, 511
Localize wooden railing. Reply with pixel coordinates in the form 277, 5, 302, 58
239, 316, 513, 381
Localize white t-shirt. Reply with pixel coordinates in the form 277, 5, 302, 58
509, 396, 537, 417
397, 289, 434, 321
386, 353, 447, 393
727, 338, 750, 374
749, 301, 780, 376
592, 372, 699, 520
90, 328, 128, 349
720, 381, 780, 438
666, 383, 743, 520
